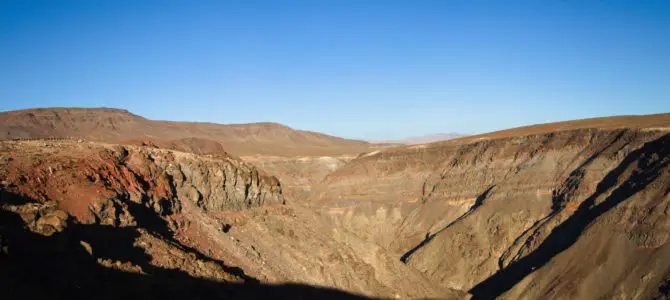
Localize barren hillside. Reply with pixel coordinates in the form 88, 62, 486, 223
318, 113, 670, 299
0, 108, 373, 157
1, 111, 669, 299
0, 140, 460, 299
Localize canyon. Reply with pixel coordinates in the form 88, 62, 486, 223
1, 108, 669, 299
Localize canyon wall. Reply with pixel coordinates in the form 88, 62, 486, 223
318, 128, 670, 298
0, 140, 461, 299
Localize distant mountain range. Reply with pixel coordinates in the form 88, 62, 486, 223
0, 107, 375, 157
371, 133, 467, 145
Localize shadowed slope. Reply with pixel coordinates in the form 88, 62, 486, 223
0, 190, 370, 300
469, 133, 670, 299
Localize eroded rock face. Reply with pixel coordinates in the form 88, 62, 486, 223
0, 197, 266, 299
0, 141, 284, 226
241, 154, 356, 202
0, 140, 460, 299
0, 140, 294, 298
318, 128, 670, 298
164, 155, 284, 212
3, 200, 70, 236
2, 115, 669, 299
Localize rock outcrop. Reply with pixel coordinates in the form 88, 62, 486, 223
0, 141, 284, 226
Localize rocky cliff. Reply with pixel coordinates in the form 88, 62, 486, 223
0, 139, 462, 299
318, 124, 670, 299
0, 140, 283, 224
0, 140, 293, 298
2, 112, 669, 299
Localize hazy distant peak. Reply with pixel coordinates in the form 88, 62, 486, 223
372, 133, 467, 145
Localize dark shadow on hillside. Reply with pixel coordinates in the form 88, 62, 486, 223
401, 185, 495, 264
121, 192, 258, 282
0, 192, 370, 300
469, 134, 670, 300
495, 130, 634, 270
549, 129, 628, 211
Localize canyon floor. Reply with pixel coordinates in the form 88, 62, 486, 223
1, 108, 670, 299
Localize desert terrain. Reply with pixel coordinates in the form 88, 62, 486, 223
1, 108, 669, 299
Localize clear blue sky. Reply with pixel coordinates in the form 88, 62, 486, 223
1, 1, 669, 140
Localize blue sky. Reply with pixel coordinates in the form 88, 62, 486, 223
1, 1, 669, 140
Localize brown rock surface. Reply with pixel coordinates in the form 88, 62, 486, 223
0, 141, 284, 220
122, 137, 233, 159
2, 111, 670, 299
318, 114, 670, 299
241, 154, 357, 201
0, 139, 461, 299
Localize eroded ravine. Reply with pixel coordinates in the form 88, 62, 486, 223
400, 184, 495, 264
317, 127, 670, 298
469, 133, 670, 299
2, 115, 670, 299
0, 140, 461, 299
